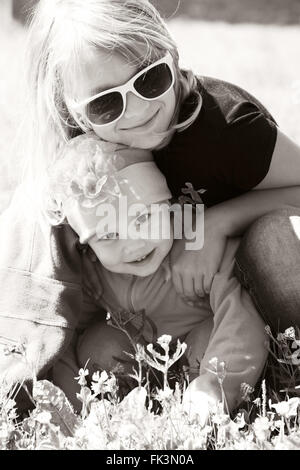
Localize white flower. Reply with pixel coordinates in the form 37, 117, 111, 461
271, 397, 300, 418
155, 386, 174, 403
206, 357, 227, 382
34, 411, 52, 424
283, 327, 296, 340
74, 368, 89, 387
51, 133, 123, 209
157, 335, 172, 349
92, 370, 108, 383
253, 397, 261, 407
135, 343, 146, 362
208, 357, 218, 370
91, 370, 117, 396
252, 416, 271, 441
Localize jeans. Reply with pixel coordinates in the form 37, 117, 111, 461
234, 207, 300, 333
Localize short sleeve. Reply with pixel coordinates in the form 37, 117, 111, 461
223, 101, 277, 190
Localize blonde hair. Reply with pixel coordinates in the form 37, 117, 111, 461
19, 0, 202, 215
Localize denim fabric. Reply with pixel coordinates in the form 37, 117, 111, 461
234, 207, 300, 333
0, 187, 84, 411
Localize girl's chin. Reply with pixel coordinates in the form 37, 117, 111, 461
126, 252, 163, 277
127, 131, 166, 149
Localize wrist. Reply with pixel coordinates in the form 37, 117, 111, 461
204, 205, 233, 238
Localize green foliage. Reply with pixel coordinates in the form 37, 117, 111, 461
1, 330, 300, 450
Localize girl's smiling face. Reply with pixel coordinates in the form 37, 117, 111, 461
88, 202, 173, 277
67, 48, 177, 149
70, 200, 173, 277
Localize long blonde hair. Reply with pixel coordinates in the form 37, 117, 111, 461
19, 0, 202, 214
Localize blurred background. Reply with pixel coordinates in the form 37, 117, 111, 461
1, 0, 300, 206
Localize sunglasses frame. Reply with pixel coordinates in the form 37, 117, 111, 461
68, 52, 175, 128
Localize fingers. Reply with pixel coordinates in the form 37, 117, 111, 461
172, 265, 207, 301
193, 274, 205, 298
171, 269, 184, 297
182, 389, 216, 427
182, 272, 197, 299
203, 274, 214, 295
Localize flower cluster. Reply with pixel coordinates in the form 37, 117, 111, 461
50, 133, 124, 209
2, 332, 300, 450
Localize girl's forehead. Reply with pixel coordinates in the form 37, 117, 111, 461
65, 47, 146, 100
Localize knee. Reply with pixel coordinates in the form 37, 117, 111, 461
77, 323, 135, 375
236, 208, 300, 278
183, 319, 214, 379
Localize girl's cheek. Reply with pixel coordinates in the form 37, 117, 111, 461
97, 244, 122, 267
92, 124, 120, 144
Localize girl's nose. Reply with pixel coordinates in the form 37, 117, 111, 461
123, 91, 150, 119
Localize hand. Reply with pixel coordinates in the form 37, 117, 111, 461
182, 385, 218, 427
170, 210, 228, 299
81, 246, 103, 305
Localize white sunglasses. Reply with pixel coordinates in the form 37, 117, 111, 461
67, 52, 175, 127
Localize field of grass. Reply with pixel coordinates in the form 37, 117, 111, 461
13, 0, 300, 26
154, 0, 300, 25
1, 330, 300, 450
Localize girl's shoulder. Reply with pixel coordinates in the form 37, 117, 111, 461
181, 75, 276, 129
154, 76, 277, 206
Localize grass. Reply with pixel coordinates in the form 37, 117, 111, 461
1, 329, 300, 450
154, 0, 300, 25
13, 1, 300, 26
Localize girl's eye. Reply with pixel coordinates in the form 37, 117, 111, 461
136, 213, 150, 225
101, 232, 118, 240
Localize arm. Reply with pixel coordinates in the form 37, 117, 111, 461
183, 239, 268, 413
254, 128, 300, 189
206, 185, 300, 238
210, 128, 300, 237
170, 184, 300, 299
171, 129, 300, 299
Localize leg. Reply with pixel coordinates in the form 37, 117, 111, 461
182, 318, 214, 381
234, 207, 300, 333
77, 322, 139, 376
51, 333, 82, 412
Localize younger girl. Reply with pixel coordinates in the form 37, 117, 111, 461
50, 133, 268, 417
1, 0, 300, 407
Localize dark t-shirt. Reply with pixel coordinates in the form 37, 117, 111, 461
153, 77, 277, 207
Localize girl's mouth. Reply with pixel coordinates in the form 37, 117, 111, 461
128, 249, 155, 265
124, 111, 159, 133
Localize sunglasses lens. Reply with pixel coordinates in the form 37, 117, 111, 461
86, 91, 124, 125
134, 63, 173, 99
